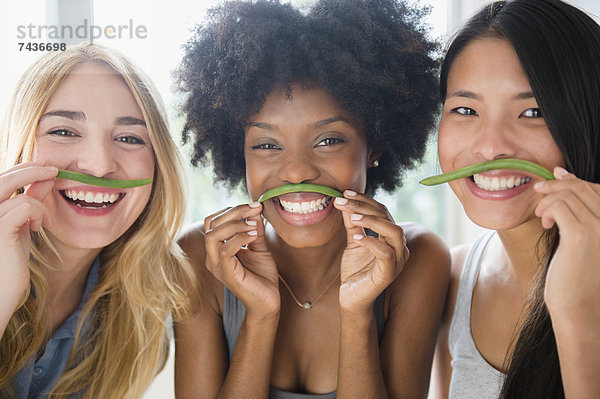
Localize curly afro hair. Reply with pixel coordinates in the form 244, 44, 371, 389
177, 0, 440, 194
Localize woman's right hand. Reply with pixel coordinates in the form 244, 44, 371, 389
0, 163, 57, 320
204, 202, 280, 318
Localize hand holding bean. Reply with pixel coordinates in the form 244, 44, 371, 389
333, 190, 409, 313
204, 202, 281, 317
533, 167, 600, 320
0, 163, 57, 325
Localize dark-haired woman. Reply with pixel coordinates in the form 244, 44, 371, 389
175, 0, 450, 397
432, 0, 600, 398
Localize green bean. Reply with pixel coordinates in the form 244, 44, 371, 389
419, 159, 555, 186
258, 183, 343, 202
56, 170, 152, 188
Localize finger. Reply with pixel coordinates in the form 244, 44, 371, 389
0, 197, 50, 235
246, 212, 268, 252
0, 195, 54, 229
23, 179, 55, 203
217, 233, 259, 282
536, 195, 586, 230
534, 173, 600, 219
204, 220, 258, 266
204, 207, 232, 232
204, 202, 262, 232
347, 214, 406, 255
0, 164, 58, 201
333, 191, 392, 220
350, 235, 406, 282
334, 197, 366, 244
536, 188, 597, 227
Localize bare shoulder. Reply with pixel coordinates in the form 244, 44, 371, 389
179, 221, 207, 263
386, 223, 451, 308
399, 222, 451, 276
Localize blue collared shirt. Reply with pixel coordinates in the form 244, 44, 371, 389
9, 257, 101, 399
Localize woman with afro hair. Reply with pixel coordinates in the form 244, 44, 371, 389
175, 0, 450, 397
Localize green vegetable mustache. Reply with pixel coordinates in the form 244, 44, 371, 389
56, 170, 152, 189
258, 183, 343, 202
419, 159, 555, 186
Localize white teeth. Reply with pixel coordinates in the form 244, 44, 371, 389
473, 173, 531, 191
507, 175, 515, 188
280, 196, 330, 214
63, 190, 120, 204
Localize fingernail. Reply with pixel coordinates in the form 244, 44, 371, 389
534, 181, 544, 190
46, 165, 58, 173
245, 220, 257, 226
249, 201, 261, 208
350, 213, 363, 221
344, 190, 357, 197
248, 230, 258, 236
353, 234, 364, 240
335, 197, 348, 205
554, 167, 569, 179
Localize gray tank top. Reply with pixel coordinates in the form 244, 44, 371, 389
448, 232, 505, 398
223, 286, 386, 399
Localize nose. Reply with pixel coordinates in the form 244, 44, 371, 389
75, 134, 118, 177
471, 116, 518, 161
276, 150, 320, 184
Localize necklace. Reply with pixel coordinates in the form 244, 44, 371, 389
278, 271, 340, 310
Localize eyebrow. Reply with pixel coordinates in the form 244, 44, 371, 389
311, 116, 349, 129
38, 111, 146, 127
39, 110, 86, 121
513, 91, 536, 100
446, 90, 536, 101
115, 116, 146, 126
247, 116, 350, 131
248, 122, 277, 130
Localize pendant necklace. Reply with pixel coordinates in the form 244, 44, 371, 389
278, 271, 340, 310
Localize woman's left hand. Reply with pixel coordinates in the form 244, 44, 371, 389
333, 190, 409, 313
534, 166, 600, 319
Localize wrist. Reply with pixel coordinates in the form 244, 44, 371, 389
339, 305, 375, 326
246, 307, 281, 324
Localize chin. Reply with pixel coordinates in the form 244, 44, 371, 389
267, 215, 345, 249
464, 209, 534, 232
47, 225, 128, 251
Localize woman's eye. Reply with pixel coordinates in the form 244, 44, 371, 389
520, 108, 542, 118
48, 129, 77, 137
116, 135, 146, 145
315, 137, 343, 147
450, 107, 477, 116
251, 143, 280, 150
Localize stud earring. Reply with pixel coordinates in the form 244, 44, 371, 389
372, 160, 379, 168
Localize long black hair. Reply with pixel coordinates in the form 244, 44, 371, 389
440, 0, 600, 397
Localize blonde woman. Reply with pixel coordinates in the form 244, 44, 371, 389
0, 43, 194, 398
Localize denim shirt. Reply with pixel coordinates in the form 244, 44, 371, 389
8, 257, 101, 399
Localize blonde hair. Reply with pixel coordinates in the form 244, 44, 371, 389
0, 43, 195, 398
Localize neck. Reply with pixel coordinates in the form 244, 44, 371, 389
40, 236, 102, 331
496, 217, 547, 285
267, 223, 346, 291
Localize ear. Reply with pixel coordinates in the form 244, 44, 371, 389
367, 150, 381, 168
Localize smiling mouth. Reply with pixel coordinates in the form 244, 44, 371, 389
60, 189, 124, 209
471, 173, 532, 191
277, 196, 333, 214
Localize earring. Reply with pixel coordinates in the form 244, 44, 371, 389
372, 160, 379, 168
